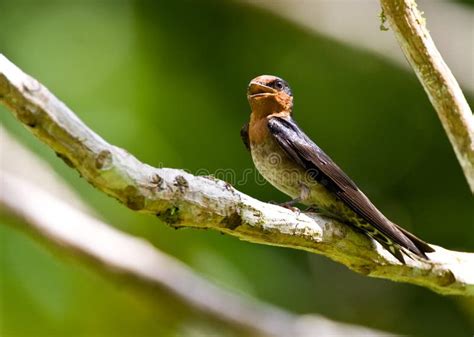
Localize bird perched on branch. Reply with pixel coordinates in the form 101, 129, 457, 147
241, 75, 434, 263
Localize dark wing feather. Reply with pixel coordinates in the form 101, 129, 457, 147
268, 116, 433, 258
240, 122, 250, 151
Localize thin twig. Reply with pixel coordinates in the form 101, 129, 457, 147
380, 0, 474, 192
1, 54, 473, 296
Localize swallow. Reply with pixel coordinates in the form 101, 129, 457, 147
241, 75, 434, 263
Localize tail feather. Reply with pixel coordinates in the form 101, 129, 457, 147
395, 223, 435, 256
340, 217, 432, 263
359, 222, 432, 263
366, 230, 405, 263
381, 240, 406, 263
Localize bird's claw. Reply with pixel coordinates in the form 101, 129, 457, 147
284, 205, 301, 215
269, 200, 301, 215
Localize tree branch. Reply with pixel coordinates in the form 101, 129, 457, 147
380, 0, 474, 192
0, 128, 386, 336
1, 54, 473, 296
1, 172, 389, 337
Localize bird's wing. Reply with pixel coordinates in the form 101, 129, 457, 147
267, 116, 433, 258
240, 122, 250, 151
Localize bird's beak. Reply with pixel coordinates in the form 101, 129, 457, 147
247, 81, 277, 98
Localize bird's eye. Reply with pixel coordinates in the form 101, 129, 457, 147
274, 80, 284, 90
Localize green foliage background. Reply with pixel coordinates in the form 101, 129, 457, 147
1, 0, 473, 336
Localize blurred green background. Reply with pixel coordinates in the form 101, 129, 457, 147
1, 0, 473, 336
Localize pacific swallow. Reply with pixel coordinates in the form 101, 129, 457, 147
241, 75, 434, 263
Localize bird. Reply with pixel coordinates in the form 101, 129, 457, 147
241, 75, 434, 263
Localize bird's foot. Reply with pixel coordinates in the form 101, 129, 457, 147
283, 205, 301, 215
279, 198, 301, 208
269, 199, 301, 214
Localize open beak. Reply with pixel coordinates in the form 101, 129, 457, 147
247, 81, 277, 98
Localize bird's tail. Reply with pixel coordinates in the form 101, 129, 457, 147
394, 223, 435, 258
361, 222, 434, 263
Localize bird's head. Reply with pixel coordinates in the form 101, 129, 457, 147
247, 75, 293, 117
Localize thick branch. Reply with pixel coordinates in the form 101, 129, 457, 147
0, 128, 385, 336
1, 54, 473, 296
380, 0, 474, 192
1, 173, 387, 337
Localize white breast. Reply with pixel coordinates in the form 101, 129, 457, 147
250, 141, 302, 199
250, 140, 339, 209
